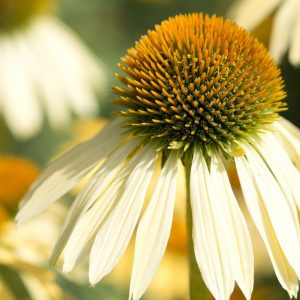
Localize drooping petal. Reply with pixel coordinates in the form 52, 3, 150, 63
16, 118, 125, 224
89, 144, 157, 284
38, 17, 104, 90
269, 0, 299, 63
255, 133, 300, 212
0, 36, 42, 139
24, 26, 72, 128
235, 155, 299, 297
289, 11, 300, 66
244, 143, 300, 278
227, 0, 281, 30
190, 150, 234, 300
211, 154, 254, 300
31, 16, 105, 117
129, 151, 178, 300
273, 120, 300, 169
279, 118, 300, 141
50, 138, 141, 265
61, 174, 125, 272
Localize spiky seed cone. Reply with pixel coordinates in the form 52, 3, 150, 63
114, 13, 286, 151
0, 0, 53, 31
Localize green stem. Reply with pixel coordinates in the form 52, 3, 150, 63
185, 159, 210, 300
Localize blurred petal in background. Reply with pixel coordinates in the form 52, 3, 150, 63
227, 0, 300, 67
0, 0, 107, 139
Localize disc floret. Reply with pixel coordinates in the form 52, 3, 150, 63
114, 13, 286, 151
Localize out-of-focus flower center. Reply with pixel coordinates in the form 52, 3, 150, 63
168, 217, 187, 252
0, 156, 39, 222
0, 0, 53, 31
114, 13, 286, 151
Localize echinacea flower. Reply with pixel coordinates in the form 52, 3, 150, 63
0, 0, 106, 139
0, 156, 72, 299
227, 0, 300, 67
17, 13, 300, 300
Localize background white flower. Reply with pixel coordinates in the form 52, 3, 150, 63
0, 13, 107, 139
227, 0, 300, 67
0, 203, 75, 300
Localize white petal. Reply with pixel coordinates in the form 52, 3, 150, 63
62, 173, 125, 272
244, 144, 300, 277
289, 8, 300, 66
61, 147, 143, 271
227, 0, 281, 30
39, 16, 105, 89
50, 138, 141, 266
0, 35, 42, 138
273, 120, 300, 169
270, 0, 299, 63
30, 16, 105, 117
129, 151, 178, 300
20, 273, 52, 300
235, 155, 299, 297
16, 118, 124, 223
279, 118, 300, 141
211, 154, 254, 300
255, 133, 300, 212
190, 150, 234, 300
23, 27, 71, 128
89, 143, 157, 284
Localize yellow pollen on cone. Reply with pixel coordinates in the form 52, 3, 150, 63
114, 13, 286, 150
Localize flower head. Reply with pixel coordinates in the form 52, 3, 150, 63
17, 13, 300, 300
0, 0, 106, 139
115, 14, 286, 151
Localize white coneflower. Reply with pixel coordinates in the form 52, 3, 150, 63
0, 0, 106, 139
17, 13, 300, 300
227, 0, 300, 67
